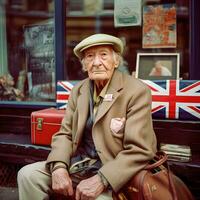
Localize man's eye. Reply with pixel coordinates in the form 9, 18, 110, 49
86, 54, 93, 59
101, 53, 107, 57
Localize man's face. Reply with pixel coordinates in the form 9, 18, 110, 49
82, 45, 119, 84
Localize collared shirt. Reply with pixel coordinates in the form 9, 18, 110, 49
93, 80, 110, 117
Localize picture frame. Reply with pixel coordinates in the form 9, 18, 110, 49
135, 53, 180, 80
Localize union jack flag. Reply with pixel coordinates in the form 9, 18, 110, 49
56, 81, 78, 109
143, 80, 200, 120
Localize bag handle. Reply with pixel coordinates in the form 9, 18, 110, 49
145, 151, 168, 170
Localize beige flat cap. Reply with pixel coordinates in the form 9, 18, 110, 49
73, 33, 124, 59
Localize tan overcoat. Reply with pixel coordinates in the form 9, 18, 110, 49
47, 70, 157, 192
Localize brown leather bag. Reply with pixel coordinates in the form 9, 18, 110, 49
114, 152, 194, 200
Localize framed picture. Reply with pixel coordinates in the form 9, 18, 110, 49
135, 53, 180, 80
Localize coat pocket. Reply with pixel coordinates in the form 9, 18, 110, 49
110, 117, 125, 138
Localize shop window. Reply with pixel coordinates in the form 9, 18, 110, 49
0, 0, 55, 104
65, 0, 189, 81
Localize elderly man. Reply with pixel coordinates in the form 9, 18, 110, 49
18, 33, 157, 200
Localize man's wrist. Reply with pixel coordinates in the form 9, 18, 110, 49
98, 171, 109, 189
51, 162, 68, 173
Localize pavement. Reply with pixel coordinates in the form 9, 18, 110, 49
0, 187, 18, 200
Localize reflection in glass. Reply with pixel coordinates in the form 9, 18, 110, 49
0, 0, 55, 103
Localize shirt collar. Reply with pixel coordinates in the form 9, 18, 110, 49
93, 80, 110, 104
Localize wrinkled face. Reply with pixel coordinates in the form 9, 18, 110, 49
82, 45, 119, 84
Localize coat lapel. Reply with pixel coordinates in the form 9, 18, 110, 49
94, 70, 123, 125
75, 71, 124, 141
75, 79, 90, 144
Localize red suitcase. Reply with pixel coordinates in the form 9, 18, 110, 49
31, 108, 65, 145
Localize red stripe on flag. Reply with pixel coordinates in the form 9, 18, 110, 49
56, 94, 69, 100
152, 95, 200, 103
180, 81, 200, 92
169, 80, 176, 118
59, 82, 72, 91
147, 85, 158, 92
188, 106, 200, 114
152, 105, 164, 113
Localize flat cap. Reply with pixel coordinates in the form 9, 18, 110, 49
73, 33, 124, 59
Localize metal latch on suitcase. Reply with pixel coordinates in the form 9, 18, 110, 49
37, 118, 43, 130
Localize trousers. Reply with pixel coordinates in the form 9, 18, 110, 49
17, 161, 113, 200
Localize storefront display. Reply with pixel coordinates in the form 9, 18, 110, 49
0, 0, 55, 103
0, 0, 194, 109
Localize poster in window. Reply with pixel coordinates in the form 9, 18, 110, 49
143, 4, 176, 48
114, 0, 142, 27
24, 23, 55, 101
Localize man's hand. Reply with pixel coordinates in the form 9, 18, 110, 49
52, 168, 74, 197
75, 174, 105, 200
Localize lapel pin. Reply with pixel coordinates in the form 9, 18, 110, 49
104, 94, 113, 101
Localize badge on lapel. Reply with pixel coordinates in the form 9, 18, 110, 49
104, 94, 113, 102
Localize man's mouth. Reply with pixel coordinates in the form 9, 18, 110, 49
92, 71, 105, 73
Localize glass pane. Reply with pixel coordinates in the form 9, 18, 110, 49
65, 0, 189, 80
0, 0, 55, 103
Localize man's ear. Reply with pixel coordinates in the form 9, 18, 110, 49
81, 59, 88, 71
114, 54, 121, 68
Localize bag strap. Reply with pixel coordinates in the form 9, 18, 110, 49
145, 151, 168, 170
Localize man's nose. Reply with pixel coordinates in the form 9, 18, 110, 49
92, 55, 102, 66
